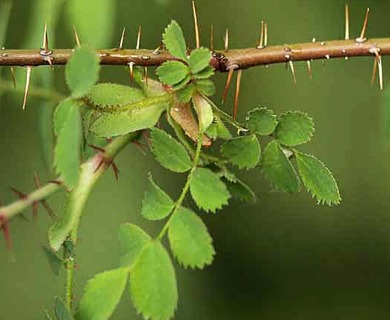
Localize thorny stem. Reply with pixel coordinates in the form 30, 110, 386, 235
0, 38, 389, 71
157, 135, 203, 240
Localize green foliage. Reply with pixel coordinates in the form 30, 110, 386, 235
130, 241, 178, 320
162, 20, 187, 60
246, 107, 278, 136
66, 47, 100, 99
157, 61, 190, 86
168, 207, 215, 269
53, 99, 82, 188
221, 135, 261, 169
192, 93, 214, 132
150, 128, 192, 173
141, 175, 175, 220
54, 297, 74, 320
206, 116, 232, 140
275, 111, 314, 146
295, 152, 341, 205
225, 178, 257, 203
190, 168, 231, 213
75, 268, 128, 320
262, 140, 300, 192
118, 224, 151, 268
189, 48, 212, 74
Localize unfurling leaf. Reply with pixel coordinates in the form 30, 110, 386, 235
75, 268, 128, 320
295, 152, 341, 205
189, 48, 211, 74
221, 135, 261, 169
141, 175, 174, 220
206, 116, 232, 140
118, 224, 151, 268
246, 107, 278, 136
225, 179, 257, 203
150, 128, 192, 173
54, 99, 82, 188
190, 168, 230, 213
262, 140, 300, 193
85, 83, 145, 111
275, 111, 314, 146
162, 20, 187, 60
156, 61, 190, 86
130, 241, 178, 320
192, 93, 214, 132
54, 297, 74, 320
168, 207, 215, 269
65, 47, 100, 99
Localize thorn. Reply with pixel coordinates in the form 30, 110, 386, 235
264, 22, 268, 47
192, 1, 200, 48
233, 70, 243, 120
288, 61, 297, 84
136, 26, 142, 50
371, 57, 378, 87
257, 20, 264, 48
345, 4, 350, 40
370, 48, 383, 90
224, 29, 229, 51
73, 26, 81, 47
153, 44, 162, 55
42, 23, 49, 53
22, 66, 32, 111
89, 145, 120, 180
9, 186, 27, 200
210, 25, 214, 51
222, 68, 234, 104
144, 66, 148, 87
118, 27, 126, 50
378, 55, 383, 91
88, 144, 105, 153
48, 180, 62, 185
111, 162, 120, 181
10, 67, 16, 88
127, 62, 134, 84
132, 140, 148, 156
306, 60, 313, 80
356, 8, 370, 42
33, 172, 56, 219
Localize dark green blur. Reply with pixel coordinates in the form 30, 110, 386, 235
1, 0, 390, 319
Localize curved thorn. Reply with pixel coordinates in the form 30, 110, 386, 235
192, 1, 200, 48
289, 61, 297, 84
264, 22, 268, 47
118, 27, 126, 50
136, 26, 142, 50
73, 26, 81, 47
345, 4, 350, 40
22, 66, 32, 110
222, 68, 235, 104
233, 70, 243, 120
357, 8, 370, 41
257, 20, 264, 48
128, 62, 135, 84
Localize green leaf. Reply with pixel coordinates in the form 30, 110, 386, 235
246, 107, 278, 136
168, 207, 215, 269
150, 128, 192, 173
295, 152, 341, 205
118, 224, 151, 268
225, 179, 257, 203
66, 47, 100, 99
54, 297, 74, 320
90, 103, 166, 138
189, 48, 211, 74
192, 93, 214, 132
221, 135, 261, 169
162, 20, 187, 60
42, 246, 64, 276
192, 66, 214, 80
190, 168, 230, 213
67, 0, 114, 48
262, 140, 300, 193
195, 79, 215, 96
130, 241, 178, 320
206, 116, 232, 140
141, 175, 175, 220
85, 83, 145, 110
176, 83, 195, 103
75, 268, 128, 320
156, 61, 190, 86
275, 111, 314, 146
54, 99, 82, 188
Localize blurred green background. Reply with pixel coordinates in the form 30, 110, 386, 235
1, 0, 390, 319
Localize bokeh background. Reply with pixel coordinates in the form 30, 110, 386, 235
1, 0, 390, 319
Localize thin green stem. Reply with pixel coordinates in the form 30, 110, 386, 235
158, 135, 203, 240
65, 258, 74, 309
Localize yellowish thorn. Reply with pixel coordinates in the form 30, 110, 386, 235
192, 1, 200, 48
73, 26, 81, 47
306, 60, 313, 80
289, 60, 297, 84
10, 67, 16, 89
136, 26, 142, 50
345, 4, 350, 40
118, 27, 126, 50
224, 29, 229, 51
233, 70, 243, 120
22, 66, 32, 111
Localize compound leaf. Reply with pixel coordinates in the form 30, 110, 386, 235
150, 128, 192, 173
225, 179, 257, 203
130, 241, 178, 320
262, 140, 300, 193
54, 99, 82, 188
295, 152, 341, 205
221, 135, 261, 169
168, 207, 215, 269
162, 20, 187, 60
246, 107, 278, 136
206, 116, 232, 140
275, 111, 314, 146
141, 175, 175, 220
190, 168, 230, 213
156, 61, 190, 86
189, 48, 211, 74
66, 47, 100, 99
118, 224, 151, 269
75, 268, 128, 320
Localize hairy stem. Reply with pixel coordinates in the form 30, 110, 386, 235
0, 38, 388, 70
